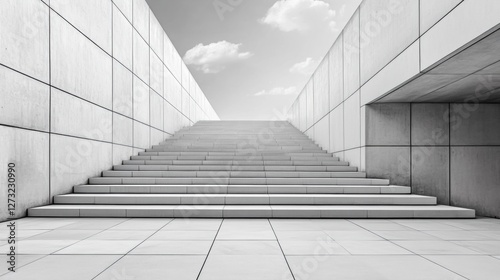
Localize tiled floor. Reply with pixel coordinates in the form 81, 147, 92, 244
1, 218, 500, 279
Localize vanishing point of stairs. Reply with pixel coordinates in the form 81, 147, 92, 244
29, 121, 475, 218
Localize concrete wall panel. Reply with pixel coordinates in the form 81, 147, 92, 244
133, 30, 149, 83
344, 91, 360, 150
313, 58, 329, 122
113, 113, 133, 146
313, 116, 330, 151
133, 76, 150, 124
450, 103, 500, 145
343, 9, 360, 98
359, 0, 419, 84
51, 89, 112, 142
51, 0, 112, 53
113, 60, 133, 117
411, 103, 450, 146
412, 146, 450, 204
0, 65, 50, 131
51, 12, 112, 109
149, 11, 164, 61
0, 127, 49, 220
133, 121, 150, 149
150, 51, 163, 95
112, 4, 132, 69
366, 103, 410, 146
164, 36, 182, 81
113, 0, 132, 22
50, 134, 112, 197
421, 0, 500, 71
150, 90, 164, 130
360, 41, 420, 105
420, 0, 462, 34
366, 146, 410, 186
0, 0, 49, 82
451, 147, 500, 217
132, 0, 149, 43
113, 144, 133, 166
306, 81, 314, 129
329, 105, 344, 153
329, 35, 343, 109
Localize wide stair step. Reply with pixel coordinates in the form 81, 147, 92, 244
28, 120, 475, 218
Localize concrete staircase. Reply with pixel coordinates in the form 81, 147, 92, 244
28, 121, 475, 218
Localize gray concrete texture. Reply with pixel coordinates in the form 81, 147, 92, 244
0, 0, 218, 221
287, 0, 500, 218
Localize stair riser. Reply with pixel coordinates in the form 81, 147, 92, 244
122, 161, 350, 166
88, 178, 389, 185
74, 185, 411, 195
114, 165, 358, 172
28, 207, 475, 219
102, 171, 366, 178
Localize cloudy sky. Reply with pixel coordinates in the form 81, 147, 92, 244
146, 0, 362, 120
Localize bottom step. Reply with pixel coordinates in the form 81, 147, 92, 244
28, 204, 475, 218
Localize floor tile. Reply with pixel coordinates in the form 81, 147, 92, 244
88, 230, 155, 240
94, 255, 205, 280
109, 218, 172, 230
452, 240, 500, 254
425, 255, 500, 280
163, 219, 222, 231
393, 221, 461, 231
0, 255, 120, 280
149, 230, 217, 240
394, 240, 481, 255
423, 230, 494, 240
471, 231, 500, 240
350, 220, 412, 231
25, 230, 100, 240
199, 255, 293, 280
287, 255, 465, 280
325, 230, 383, 240
56, 218, 127, 230
0, 255, 47, 276
130, 240, 212, 255
210, 240, 282, 255
0, 240, 78, 254
373, 230, 438, 240
275, 230, 332, 241
280, 240, 349, 255
337, 241, 412, 255
54, 240, 141, 254
0, 230, 50, 240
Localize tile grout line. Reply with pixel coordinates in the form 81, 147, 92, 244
268, 219, 297, 280
90, 218, 175, 280
195, 218, 224, 280
12, 218, 133, 274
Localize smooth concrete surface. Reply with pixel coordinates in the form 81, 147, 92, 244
2, 218, 500, 279
451, 147, 500, 218
288, 0, 500, 218
0, 0, 218, 222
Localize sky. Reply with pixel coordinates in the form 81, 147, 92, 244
146, 0, 362, 120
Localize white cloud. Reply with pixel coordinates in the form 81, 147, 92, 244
254, 86, 297, 96
289, 57, 319, 76
183, 40, 252, 73
260, 0, 337, 32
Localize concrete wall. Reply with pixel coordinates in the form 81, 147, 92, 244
287, 0, 500, 217
0, 0, 218, 221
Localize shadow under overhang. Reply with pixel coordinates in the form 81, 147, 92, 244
377, 26, 500, 103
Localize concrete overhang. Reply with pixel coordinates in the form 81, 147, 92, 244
377, 25, 500, 103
